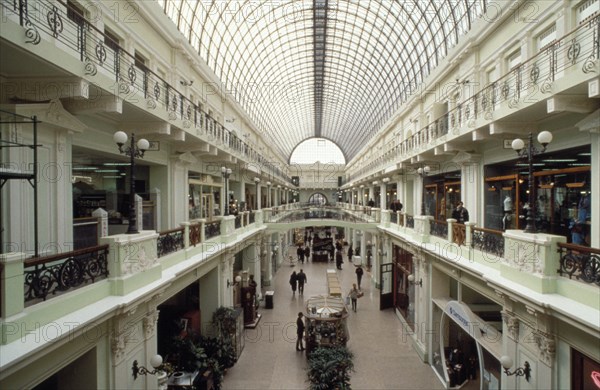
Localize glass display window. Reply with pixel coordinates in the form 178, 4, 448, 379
443, 181, 461, 220
484, 175, 518, 231
424, 184, 439, 218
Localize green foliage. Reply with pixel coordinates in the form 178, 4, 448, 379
212, 306, 237, 337
169, 336, 208, 372
307, 346, 354, 390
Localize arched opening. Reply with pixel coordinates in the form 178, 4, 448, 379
308, 193, 328, 206
290, 138, 346, 165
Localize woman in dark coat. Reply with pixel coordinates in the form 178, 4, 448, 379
347, 246, 354, 262
290, 271, 298, 295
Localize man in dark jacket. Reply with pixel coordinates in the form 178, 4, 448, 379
451, 201, 469, 223
296, 312, 305, 351
297, 269, 307, 295
355, 265, 364, 289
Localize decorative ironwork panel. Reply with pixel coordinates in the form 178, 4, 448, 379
157, 228, 184, 257
189, 223, 201, 246
24, 245, 109, 304
205, 221, 221, 239
234, 215, 242, 229
406, 215, 414, 229
557, 243, 600, 286
390, 212, 397, 224
453, 223, 467, 246
471, 228, 504, 257
249, 212, 255, 224
430, 220, 448, 239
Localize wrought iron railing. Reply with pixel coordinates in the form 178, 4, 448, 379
234, 215, 242, 229
205, 221, 221, 239
406, 215, 414, 229
430, 220, 448, 239
23, 244, 109, 305
0, 0, 290, 182
157, 227, 184, 257
557, 243, 600, 286
189, 223, 201, 246
390, 212, 398, 224
471, 227, 504, 257
347, 14, 600, 181
453, 223, 467, 246
249, 211, 255, 224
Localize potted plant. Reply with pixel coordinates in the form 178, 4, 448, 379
307, 346, 354, 390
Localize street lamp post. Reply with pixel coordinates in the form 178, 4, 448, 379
254, 177, 260, 210
511, 131, 553, 233
266, 181, 272, 207
417, 165, 431, 216
113, 131, 149, 234
221, 166, 232, 216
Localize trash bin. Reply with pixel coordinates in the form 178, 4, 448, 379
265, 290, 274, 309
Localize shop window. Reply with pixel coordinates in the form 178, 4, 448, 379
537, 24, 557, 51
507, 49, 521, 71
572, 348, 600, 389
67, 1, 85, 26
577, 0, 599, 25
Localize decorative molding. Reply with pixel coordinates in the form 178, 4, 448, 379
533, 331, 556, 366
143, 310, 160, 340
501, 310, 519, 341
110, 331, 126, 363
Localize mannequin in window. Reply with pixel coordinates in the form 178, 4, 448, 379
502, 195, 513, 230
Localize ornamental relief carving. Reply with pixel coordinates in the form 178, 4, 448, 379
121, 244, 158, 275
501, 311, 519, 341
143, 311, 160, 340
533, 331, 556, 366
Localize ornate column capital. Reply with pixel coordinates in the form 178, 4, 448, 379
501, 310, 520, 341
533, 330, 556, 367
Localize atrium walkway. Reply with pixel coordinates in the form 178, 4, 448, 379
222, 248, 444, 390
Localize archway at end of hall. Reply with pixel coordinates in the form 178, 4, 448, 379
308, 193, 328, 205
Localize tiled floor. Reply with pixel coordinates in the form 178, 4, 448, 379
222, 246, 444, 390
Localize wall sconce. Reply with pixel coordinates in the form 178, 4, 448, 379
500, 356, 531, 382
407, 274, 422, 287
227, 275, 242, 288
180, 80, 193, 86
132, 354, 165, 380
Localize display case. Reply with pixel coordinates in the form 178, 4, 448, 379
304, 296, 349, 356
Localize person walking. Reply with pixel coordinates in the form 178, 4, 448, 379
290, 271, 298, 295
348, 284, 360, 312
355, 265, 364, 290
304, 244, 311, 262
296, 312, 305, 351
336, 250, 343, 270
296, 246, 304, 263
347, 245, 354, 262
297, 269, 307, 295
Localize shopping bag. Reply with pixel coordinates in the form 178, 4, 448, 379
357, 291, 364, 298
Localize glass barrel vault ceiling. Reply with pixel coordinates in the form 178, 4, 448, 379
157, 0, 488, 162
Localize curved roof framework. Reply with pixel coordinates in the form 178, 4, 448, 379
158, 0, 488, 162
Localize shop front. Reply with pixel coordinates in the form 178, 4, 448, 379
392, 244, 415, 331
431, 300, 503, 390
422, 171, 462, 220
484, 145, 591, 243
188, 172, 222, 220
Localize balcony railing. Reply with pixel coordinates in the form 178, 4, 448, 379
189, 222, 202, 246
557, 242, 600, 286
234, 215, 242, 229
157, 227, 184, 258
347, 14, 599, 182
249, 211, 255, 224
24, 244, 109, 305
406, 215, 414, 229
452, 223, 467, 247
0, 0, 291, 182
471, 227, 504, 258
205, 221, 221, 239
430, 219, 448, 239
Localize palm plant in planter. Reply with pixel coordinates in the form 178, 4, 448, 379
307, 346, 354, 390
211, 306, 239, 369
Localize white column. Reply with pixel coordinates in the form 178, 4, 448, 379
240, 180, 246, 207
380, 182, 387, 210
170, 157, 189, 227
256, 182, 262, 209
415, 175, 424, 216
591, 132, 599, 247
459, 155, 482, 224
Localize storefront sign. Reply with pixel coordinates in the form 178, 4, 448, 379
445, 301, 480, 340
